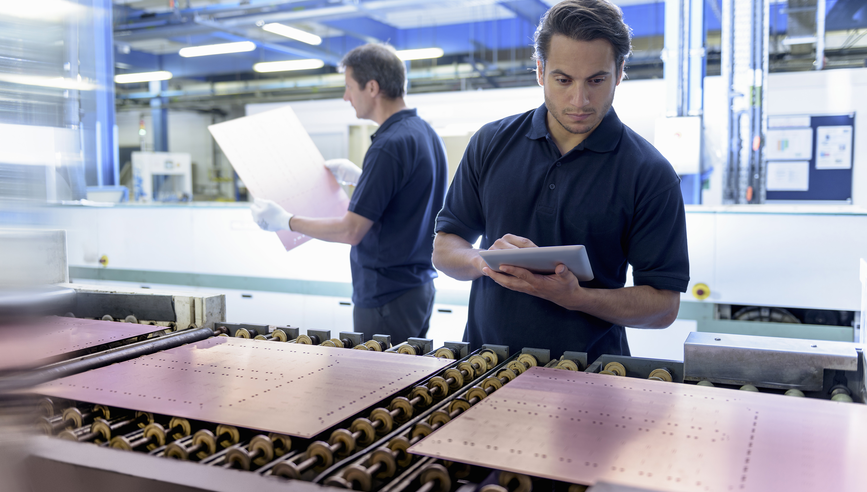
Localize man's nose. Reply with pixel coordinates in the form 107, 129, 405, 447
569, 84, 589, 107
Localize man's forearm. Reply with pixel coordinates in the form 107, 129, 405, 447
569, 285, 680, 328
432, 232, 486, 281
290, 213, 373, 246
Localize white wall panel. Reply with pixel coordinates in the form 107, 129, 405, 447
184, 206, 353, 282
57, 204, 867, 313
712, 210, 867, 310
682, 209, 717, 302
52, 206, 101, 266
96, 207, 196, 271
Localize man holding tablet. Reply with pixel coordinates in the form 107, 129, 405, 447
432, 0, 689, 361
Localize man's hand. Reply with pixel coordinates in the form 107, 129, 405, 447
488, 233, 538, 250
480, 234, 579, 309
250, 198, 294, 232
479, 233, 680, 327
325, 159, 362, 186
479, 233, 538, 277
484, 262, 582, 310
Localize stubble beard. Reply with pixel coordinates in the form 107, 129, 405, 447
544, 93, 613, 136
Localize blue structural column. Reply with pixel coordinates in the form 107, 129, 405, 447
149, 80, 169, 152
93, 0, 118, 186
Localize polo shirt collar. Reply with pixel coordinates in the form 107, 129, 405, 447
527, 102, 623, 153
371, 108, 417, 141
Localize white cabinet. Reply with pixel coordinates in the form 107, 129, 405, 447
224, 289, 305, 327
227, 291, 354, 335
300, 295, 354, 334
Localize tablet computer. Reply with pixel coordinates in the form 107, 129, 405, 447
478, 245, 594, 281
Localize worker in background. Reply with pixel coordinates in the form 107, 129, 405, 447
432, 0, 690, 362
252, 43, 448, 343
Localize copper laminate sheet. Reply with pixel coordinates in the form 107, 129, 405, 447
35, 337, 452, 438
410, 366, 867, 492
0, 317, 163, 371
208, 106, 350, 251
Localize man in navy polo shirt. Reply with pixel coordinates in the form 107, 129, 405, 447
252, 44, 448, 343
432, 0, 689, 361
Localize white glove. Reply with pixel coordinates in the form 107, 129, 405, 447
250, 198, 294, 232
325, 158, 362, 186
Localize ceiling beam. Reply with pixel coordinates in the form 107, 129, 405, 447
826, 0, 867, 31
319, 17, 398, 44
495, 0, 550, 25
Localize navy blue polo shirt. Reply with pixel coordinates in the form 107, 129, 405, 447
435, 103, 689, 361
349, 108, 448, 308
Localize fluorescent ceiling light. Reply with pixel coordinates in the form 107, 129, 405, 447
253, 59, 325, 73
396, 48, 444, 61
179, 41, 256, 58
0, 0, 82, 21
0, 73, 95, 91
114, 71, 172, 84
262, 23, 322, 46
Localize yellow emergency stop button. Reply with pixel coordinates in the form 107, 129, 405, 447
692, 283, 710, 300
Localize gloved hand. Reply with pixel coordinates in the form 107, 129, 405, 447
250, 198, 294, 232
325, 158, 362, 186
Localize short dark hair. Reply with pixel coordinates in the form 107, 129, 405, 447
533, 0, 633, 73
339, 44, 406, 99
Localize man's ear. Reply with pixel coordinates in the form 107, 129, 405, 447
616, 60, 625, 85
536, 60, 544, 87
366, 79, 380, 97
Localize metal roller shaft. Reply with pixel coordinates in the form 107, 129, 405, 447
153, 435, 193, 456
0, 327, 216, 392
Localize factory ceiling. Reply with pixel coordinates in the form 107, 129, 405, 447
112, 0, 867, 107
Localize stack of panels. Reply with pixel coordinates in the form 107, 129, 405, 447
35, 337, 453, 438
410, 366, 867, 492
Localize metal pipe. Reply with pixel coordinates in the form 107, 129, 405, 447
816, 0, 826, 70
0, 327, 215, 392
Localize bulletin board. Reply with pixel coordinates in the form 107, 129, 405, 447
765, 113, 855, 202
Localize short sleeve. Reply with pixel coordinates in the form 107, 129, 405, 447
628, 179, 690, 292
435, 133, 486, 244
349, 146, 402, 222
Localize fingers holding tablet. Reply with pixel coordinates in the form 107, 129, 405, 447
478, 245, 594, 281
